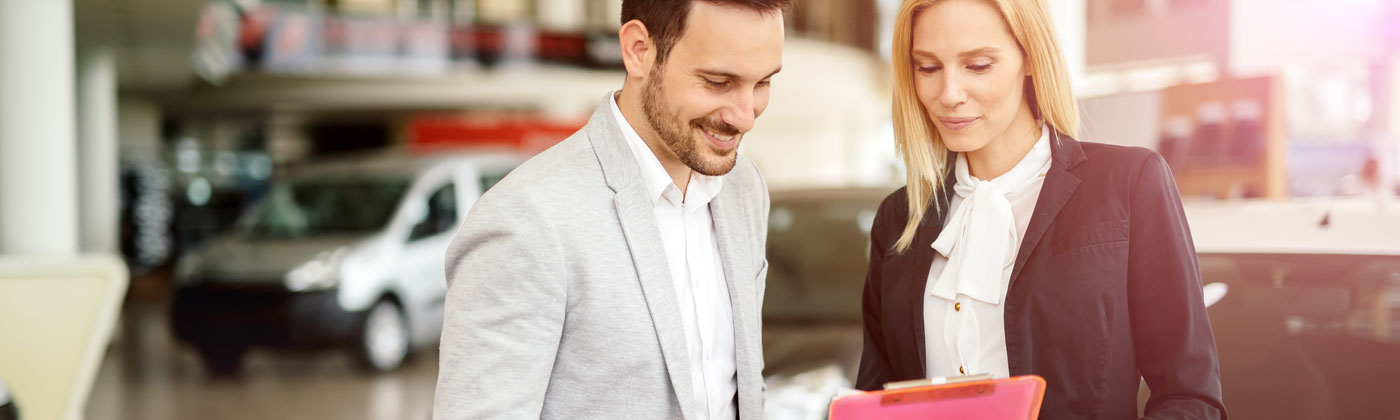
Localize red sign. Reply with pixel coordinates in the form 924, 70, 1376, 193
408, 115, 585, 155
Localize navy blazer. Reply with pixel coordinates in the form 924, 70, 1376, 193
856, 132, 1226, 419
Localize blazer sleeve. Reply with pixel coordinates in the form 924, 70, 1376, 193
855, 195, 898, 391
1126, 153, 1228, 420
433, 190, 567, 420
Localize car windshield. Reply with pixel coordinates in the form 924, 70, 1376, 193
238, 176, 411, 240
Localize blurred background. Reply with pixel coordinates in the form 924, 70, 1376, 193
0, 0, 1397, 419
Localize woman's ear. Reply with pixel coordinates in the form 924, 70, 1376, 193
619, 20, 654, 80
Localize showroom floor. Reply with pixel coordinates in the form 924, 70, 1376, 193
83, 275, 438, 420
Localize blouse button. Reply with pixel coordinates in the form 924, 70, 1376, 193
959, 365, 966, 375
954, 302, 962, 312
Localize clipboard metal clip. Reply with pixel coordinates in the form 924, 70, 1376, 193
883, 373, 994, 390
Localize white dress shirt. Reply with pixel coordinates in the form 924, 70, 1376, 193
924, 126, 1051, 380
610, 93, 738, 420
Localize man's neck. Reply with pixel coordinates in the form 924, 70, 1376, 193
617, 89, 694, 195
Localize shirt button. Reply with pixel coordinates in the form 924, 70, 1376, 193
959, 365, 966, 375
954, 302, 962, 312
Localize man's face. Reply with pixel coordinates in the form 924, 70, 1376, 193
641, 2, 785, 176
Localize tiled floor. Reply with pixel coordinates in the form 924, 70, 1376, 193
84, 297, 438, 420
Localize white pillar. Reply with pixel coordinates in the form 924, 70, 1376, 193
1047, 0, 1087, 94
78, 46, 120, 254
0, 0, 79, 255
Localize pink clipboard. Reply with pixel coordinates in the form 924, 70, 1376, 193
829, 375, 1046, 420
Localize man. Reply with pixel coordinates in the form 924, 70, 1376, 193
432, 1, 788, 419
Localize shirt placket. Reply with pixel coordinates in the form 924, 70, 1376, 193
685, 197, 716, 420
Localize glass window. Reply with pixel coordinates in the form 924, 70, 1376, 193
479, 169, 509, 193
238, 176, 410, 240
410, 182, 457, 242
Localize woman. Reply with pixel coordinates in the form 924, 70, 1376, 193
856, 0, 1226, 418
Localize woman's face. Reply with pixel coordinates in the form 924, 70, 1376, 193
910, 0, 1035, 153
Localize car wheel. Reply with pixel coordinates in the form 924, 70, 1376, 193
355, 299, 409, 372
196, 343, 246, 376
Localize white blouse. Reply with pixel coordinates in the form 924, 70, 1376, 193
924, 126, 1051, 380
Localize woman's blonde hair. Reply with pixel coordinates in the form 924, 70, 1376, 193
889, 0, 1080, 253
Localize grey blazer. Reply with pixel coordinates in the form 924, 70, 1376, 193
433, 96, 771, 420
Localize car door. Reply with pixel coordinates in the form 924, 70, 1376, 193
397, 172, 460, 346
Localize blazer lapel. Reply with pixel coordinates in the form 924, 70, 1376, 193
1009, 130, 1086, 287
709, 190, 760, 419
615, 186, 696, 420
896, 177, 955, 377
587, 94, 695, 420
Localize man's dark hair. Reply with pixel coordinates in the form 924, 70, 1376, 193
621, 0, 792, 65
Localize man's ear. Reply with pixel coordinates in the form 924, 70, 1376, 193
619, 19, 655, 80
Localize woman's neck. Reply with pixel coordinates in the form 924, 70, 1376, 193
966, 117, 1042, 180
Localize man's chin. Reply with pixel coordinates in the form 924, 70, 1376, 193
689, 151, 739, 176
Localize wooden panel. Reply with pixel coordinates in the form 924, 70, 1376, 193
1159, 76, 1288, 199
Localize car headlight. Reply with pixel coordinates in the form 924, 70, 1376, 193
286, 248, 346, 292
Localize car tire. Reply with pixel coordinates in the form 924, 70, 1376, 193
196, 343, 246, 376
354, 299, 410, 372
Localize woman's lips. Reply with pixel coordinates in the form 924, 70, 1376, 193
939, 117, 979, 131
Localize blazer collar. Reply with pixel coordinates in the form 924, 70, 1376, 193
585, 93, 643, 193
1049, 127, 1088, 171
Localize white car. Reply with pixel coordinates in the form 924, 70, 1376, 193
171, 150, 523, 374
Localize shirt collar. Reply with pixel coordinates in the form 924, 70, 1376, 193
609, 91, 724, 206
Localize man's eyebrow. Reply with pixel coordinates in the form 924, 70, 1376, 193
695, 69, 740, 79
694, 67, 783, 80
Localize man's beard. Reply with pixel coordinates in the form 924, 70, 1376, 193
641, 66, 741, 176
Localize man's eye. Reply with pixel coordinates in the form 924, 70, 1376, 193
705, 79, 728, 89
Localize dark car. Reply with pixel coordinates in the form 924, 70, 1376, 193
760, 188, 887, 420
1185, 199, 1400, 420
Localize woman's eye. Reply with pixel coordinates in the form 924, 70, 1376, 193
705, 79, 728, 89
968, 63, 993, 72
916, 65, 941, 74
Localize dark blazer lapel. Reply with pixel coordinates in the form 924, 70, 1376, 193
896, 176, 955, 376
1009, 130, 1087, 287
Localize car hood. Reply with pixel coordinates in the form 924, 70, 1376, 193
190, 234, 375, 287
